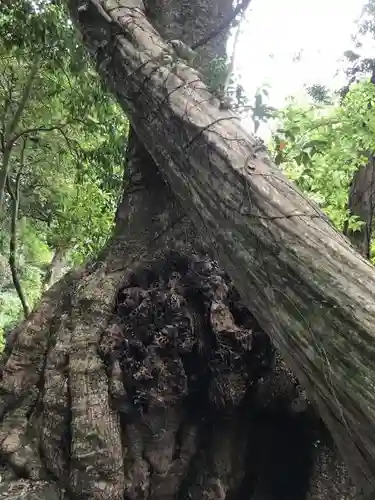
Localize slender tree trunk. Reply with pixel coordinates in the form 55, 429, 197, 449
63, 1, 375, 496
343, 156, 375, 259
6, 168, 29, 318
0, 57, 39, 214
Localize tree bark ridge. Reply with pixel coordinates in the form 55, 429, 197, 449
66, 0, 375, 494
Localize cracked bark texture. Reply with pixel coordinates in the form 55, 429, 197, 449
63, 0, 375, 495
0, 0, 365, 499
0, 242, 356, 500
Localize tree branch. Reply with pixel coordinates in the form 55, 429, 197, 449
10, 121, 76, 142
0, 56, 40, 213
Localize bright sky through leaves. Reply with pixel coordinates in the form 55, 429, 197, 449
235, 0, 365, 136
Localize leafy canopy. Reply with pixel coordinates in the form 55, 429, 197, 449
272, 81, 375, 232
0, 0, 128, 334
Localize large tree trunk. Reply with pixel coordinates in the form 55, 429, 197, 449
0, 1, 368, 500
0, 234, 355, 500
62, 0, 375, 496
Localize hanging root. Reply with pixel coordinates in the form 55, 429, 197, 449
0, 249, 355, 500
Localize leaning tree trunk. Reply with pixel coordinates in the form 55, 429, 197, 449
0, 130, 356, 500
63, 0, 375, 496
0, 2, 367, 500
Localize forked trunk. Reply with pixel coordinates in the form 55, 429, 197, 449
0, 1, 367, 499
342, 70, 375, 259
64, 1, 375, 495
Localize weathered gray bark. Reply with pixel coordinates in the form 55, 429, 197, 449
0, 239, 356, 500
64, 0, 375, 496
0, 1, 368, 500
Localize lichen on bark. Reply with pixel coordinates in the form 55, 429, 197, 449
64, 1, 375, 494
0, 1, 367, 499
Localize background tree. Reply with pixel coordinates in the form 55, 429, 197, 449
272, 82, 375, 233
271, 0, 375, 260
339, 0, 375, 258
0, 0, 126, 335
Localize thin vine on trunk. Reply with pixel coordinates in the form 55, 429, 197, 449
67, 1, 375, 494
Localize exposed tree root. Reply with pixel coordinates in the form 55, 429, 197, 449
0, 248, 356, 499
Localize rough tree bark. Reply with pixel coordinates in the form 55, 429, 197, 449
0, 1, 367, 500
62, 0, 375, 496
0, 136, 356, 500
343, 156, 375, 259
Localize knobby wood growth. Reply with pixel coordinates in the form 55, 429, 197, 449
66, 0, 375, 496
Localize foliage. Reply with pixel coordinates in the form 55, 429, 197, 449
268, 0, 375, 263
243, 85, 276, 133
206, 56, 275, 132
271, 81, 375, 232
205, 55, 230, 96
305, 84, 333, 105
0, 0, 128, 335
338, 0, 375, 95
